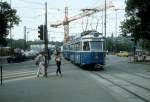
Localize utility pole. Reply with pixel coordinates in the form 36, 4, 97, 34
0, 46, 2, 85
44, 2, 48, 77
9, 0, 12, 48
114, 9, 118, 52
0, 0, 3, 85
101, 10, 104, 36
24, 26, 27, 50
27, 31, 29, 42
104, 0, 107, 51
115, 9, 118, 37
26, 31, 29, 49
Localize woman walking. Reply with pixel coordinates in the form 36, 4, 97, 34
35, 52, 45, 77
55, 52, 62, 76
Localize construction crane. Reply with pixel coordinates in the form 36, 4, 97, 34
50, 2, 114, 43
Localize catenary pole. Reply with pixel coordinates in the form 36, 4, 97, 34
104, 0, 107, 51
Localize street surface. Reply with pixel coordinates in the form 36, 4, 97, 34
0, 55, 150, 102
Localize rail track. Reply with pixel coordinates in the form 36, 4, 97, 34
91, 71, 150, 102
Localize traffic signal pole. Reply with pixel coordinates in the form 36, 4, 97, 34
44, 2, 48, 77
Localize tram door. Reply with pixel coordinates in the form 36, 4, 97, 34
81, 41, 91, 65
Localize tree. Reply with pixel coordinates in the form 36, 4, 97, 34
0, 2, 20, 46
106, 36, 132, 53
121, 0, 150, 40
7, 39, 27, 49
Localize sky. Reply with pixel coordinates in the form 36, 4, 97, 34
3, 0, 126, 41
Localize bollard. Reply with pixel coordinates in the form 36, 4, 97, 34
1, 65, 2, 85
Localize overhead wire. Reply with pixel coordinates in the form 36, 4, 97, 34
19, 0, 43, 5
13, 6, 44, 10
12, 0, 125, 40
25, 27, 75, 34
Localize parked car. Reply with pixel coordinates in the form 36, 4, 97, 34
116, 51, 129, 57
24, 50, 38, 59
7, 54, 26, 63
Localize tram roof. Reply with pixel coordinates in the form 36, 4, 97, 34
64, 30, 104, 45
81, 30, 102, 37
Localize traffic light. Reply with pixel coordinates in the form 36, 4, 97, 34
38, 25, 44, 40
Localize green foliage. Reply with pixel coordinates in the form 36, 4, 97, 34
121, 0, 150, 40
7, 39, 26, 49
0, 2, 20, 46
6, 39, 63, 50
106, 36, 133, 52
144, 40, 150, 51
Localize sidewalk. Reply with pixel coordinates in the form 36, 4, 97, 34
0, 56, 9, 64
0, 72, 75, 102
128, 55, 150, 64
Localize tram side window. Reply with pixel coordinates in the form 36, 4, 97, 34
63, 46, 66, 51
74, 44, 77, 51
76, 43, 80, 51
67, 45, 69, 51
80, 42, 82, 51
71, 44, 74, 51
70, 44, 73, 51
72, 44, 75, 51
83, 41, 90, 51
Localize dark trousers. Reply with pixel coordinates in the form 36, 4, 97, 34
56, 61, 61, 74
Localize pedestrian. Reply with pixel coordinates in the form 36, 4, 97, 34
35, 54, 39, 66
55, 52, 62, 76
35, 52, 45, 77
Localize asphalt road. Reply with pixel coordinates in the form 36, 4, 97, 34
0, 55, 150, 102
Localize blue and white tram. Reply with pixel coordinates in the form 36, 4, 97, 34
63, 31, 106, 69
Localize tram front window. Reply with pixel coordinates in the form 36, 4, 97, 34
83, 41, 90, 51
90, 41, 102, 51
